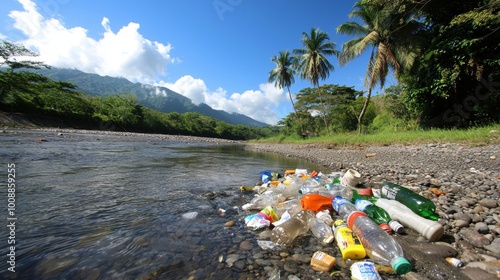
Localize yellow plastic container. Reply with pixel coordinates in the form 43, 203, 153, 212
334, 220, 366, 260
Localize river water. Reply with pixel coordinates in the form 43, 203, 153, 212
0, 130, 326, 279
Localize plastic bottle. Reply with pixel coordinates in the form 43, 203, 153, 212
316, 209, 334, 226
332, 196, 358, 221
374, 198, 444, 241
354, 198, 404, 234
308, 217, 334, 244
347, 211, 412, 275
381, 182, 439, 221
300, 194, 333, 212
274, 198, 303, 217
269, 181, 303, 199
270, 210, 315, 247
333, 220, 366, 260
242, 193, 286, 210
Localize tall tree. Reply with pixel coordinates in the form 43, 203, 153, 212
294, 28, 339, 134
0, 41, 49, 71
337, 0, 419, 132
268, 50, 302, 131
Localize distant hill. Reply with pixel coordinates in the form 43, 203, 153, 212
32, 68, 269, 127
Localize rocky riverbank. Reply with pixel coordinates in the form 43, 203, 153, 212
242, 142, 500, 279
4, 128, 500, 279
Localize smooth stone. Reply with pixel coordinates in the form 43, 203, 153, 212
461, 267, 500, 280
455, 220, 470, 228
239, 240, 253, 251
224, 220, 235, 227
283, 260, 299, 274
254, 258, 272, 266
465, 261, 500, 276
291, 253, 311, 264
484, 238, 500, 258
460, 230, 492, 248
475, 222, 490, 234
453, 213, 472, 223
479, 199, 498, 208
233, 260, 247, 270
409, 243, 458, 258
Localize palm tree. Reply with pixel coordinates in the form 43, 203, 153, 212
337, 1, 419, 133
294, 28, 339, 134
268, 50, 302, 131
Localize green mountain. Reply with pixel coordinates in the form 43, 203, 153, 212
33, 68, 269, 127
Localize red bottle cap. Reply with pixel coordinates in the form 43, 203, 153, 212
347, 211, 367, 228
380, 223, 392, 234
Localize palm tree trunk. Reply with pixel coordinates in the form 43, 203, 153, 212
316, 84, 330, 134
287, 86, 303, 132
357, 87, 372, 133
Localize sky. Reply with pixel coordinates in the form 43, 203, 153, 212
0, 0, 396, 125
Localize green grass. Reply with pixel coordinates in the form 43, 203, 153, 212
252, 123, 500, 146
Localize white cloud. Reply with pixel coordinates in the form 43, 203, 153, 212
6, 0, 287, 125
158, 76, 285, 124
8, 0, 174, 84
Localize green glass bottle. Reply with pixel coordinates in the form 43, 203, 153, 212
381, 182, 439, 221
354, 198, 391, 225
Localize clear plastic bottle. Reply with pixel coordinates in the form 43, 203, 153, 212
308, 217, 334, 244
316, 209, 334, 226
374, 198, 444, 241
347, 211, 412, 275
354, 198, 401, 234
274, 198, 303, 217
242, 193, 286, 210
270, 210, 315, 247
332, 195, 358, 221
381, 182, 439, 221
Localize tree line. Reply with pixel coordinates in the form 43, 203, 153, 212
269, 0, 500, 135
0, 41, 276, 140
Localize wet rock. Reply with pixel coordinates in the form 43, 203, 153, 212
239, 240, 253, 251
224, 221, 235, 227
233, 260, 247, 271
284, 259, 299, 274
291, 253, 311, 264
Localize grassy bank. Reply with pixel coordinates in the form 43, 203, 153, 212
252, 124, 500, 146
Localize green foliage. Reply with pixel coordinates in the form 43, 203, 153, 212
0, 41, 50, 71
0, 69, 272, 140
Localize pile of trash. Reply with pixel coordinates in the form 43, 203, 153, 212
239, 168, 456, 278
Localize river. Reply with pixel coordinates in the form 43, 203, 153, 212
0, 130, 326, 279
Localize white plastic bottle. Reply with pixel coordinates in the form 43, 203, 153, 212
308, 217, 334, 244
374, 198, 444, 241
347, 211, 412, 275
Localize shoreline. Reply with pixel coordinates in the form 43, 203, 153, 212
4, 128, 500, 279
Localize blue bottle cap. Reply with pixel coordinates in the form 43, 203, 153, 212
391, 257, 412, 275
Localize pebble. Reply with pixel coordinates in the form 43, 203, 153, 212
479, 199, 499, 208
224, 220, 234, 227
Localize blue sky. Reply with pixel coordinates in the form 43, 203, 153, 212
0, 0, 395, 125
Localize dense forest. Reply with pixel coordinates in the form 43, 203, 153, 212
0, 42, 276, 140
270, 0, 500, 135
1, 0, 499, 139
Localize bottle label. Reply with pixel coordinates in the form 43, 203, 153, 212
332, 197, 349, 213
355, 200, 373, 211
381, 184, 399, 199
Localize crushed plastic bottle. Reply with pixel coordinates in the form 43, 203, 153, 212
301, 193, 333, 212
308, 217, 334, 244
242, 193, 286, 210
270, 210, 315, 247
